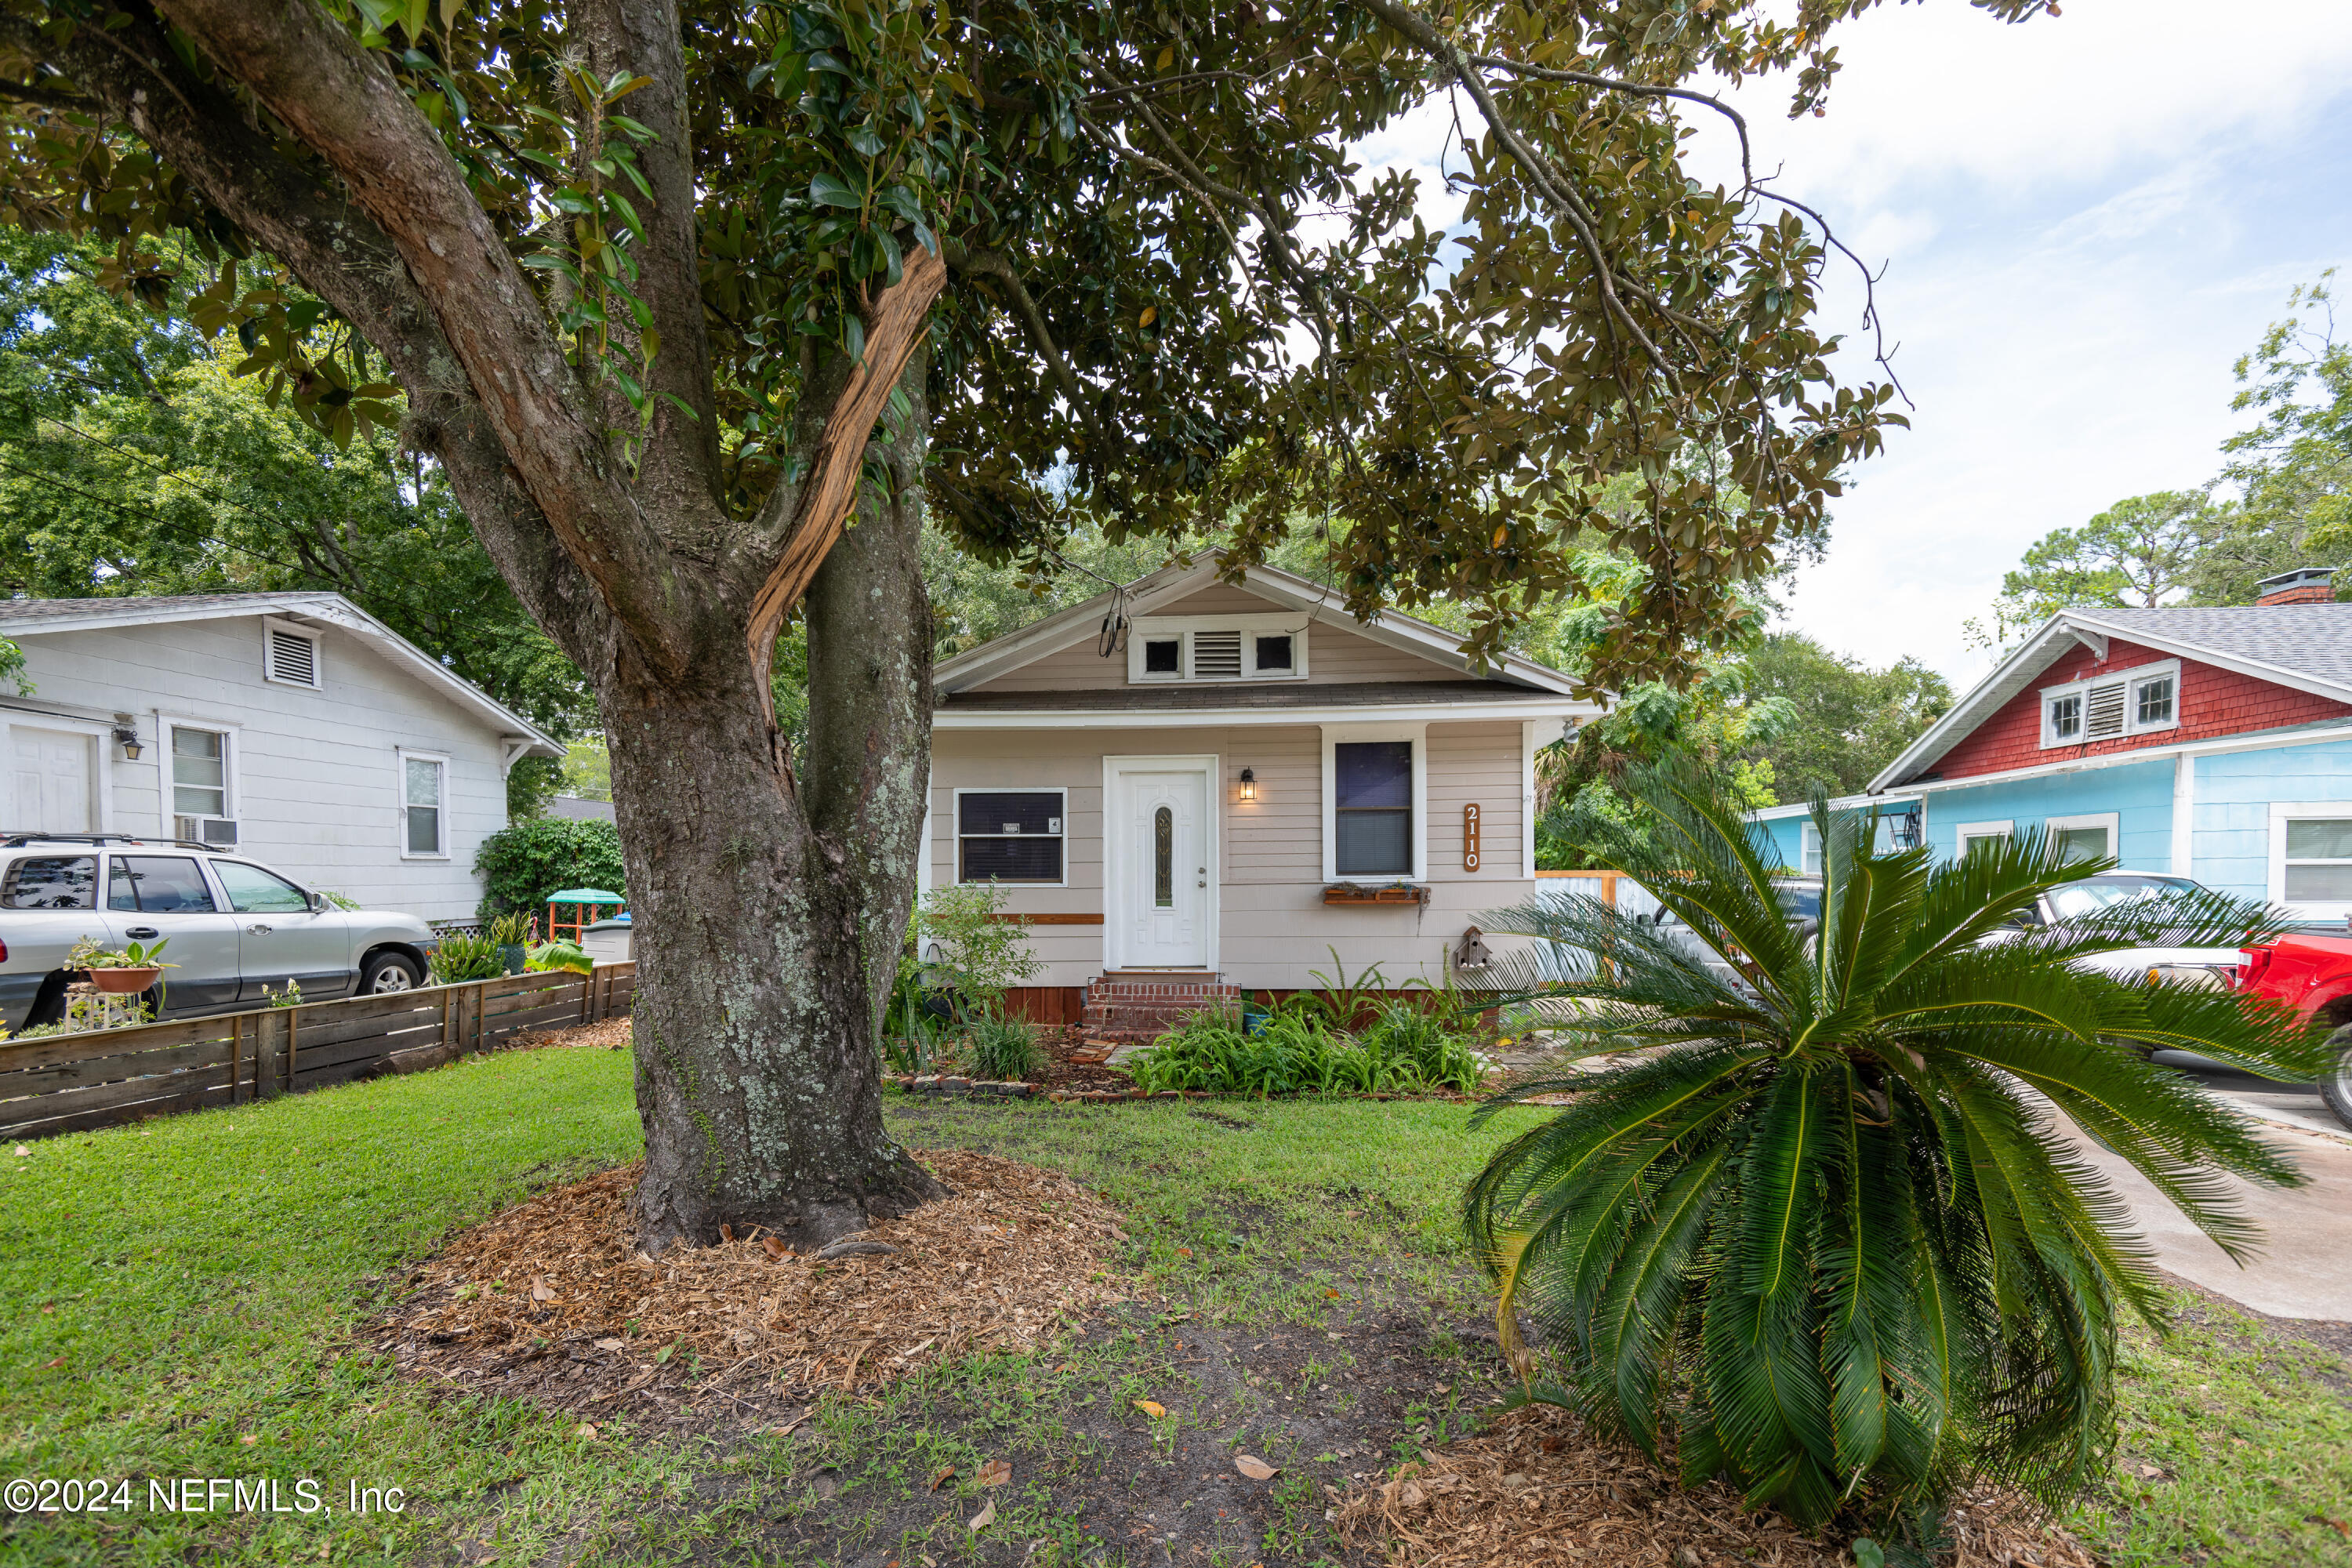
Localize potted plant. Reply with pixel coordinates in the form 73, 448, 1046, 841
487, 911, 532, 975
67, 936, 175, 994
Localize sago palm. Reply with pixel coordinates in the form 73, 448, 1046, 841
1464, 762, 2326, 1533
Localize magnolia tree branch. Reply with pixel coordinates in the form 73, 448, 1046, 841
0, 7, 608, 662
741, 241, 947, 712
942, 240, 1112, 456
153, 0, 702, 677
579, 0, 728, 510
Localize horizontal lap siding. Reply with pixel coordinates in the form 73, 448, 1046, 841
2191, 739, 2352, 900
9, 617, 515, 920
1919, 760, 2176, 865
1933, 637, 2352, 781
930, 721, 1534, 989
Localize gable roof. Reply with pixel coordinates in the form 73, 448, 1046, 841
0, 591, 563, 754
1868, 604, 2352, 792
934, 559, 1588, 699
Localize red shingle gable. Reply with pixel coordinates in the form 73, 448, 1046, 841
1932, 637, 2352, 780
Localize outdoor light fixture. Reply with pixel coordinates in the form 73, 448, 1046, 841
1238, 768, 1257, 802
111, 724, 143, 761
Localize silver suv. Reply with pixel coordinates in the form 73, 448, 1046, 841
0, 835, 437, 1030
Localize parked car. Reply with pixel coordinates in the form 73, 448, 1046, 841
2232, 935, 2352, 1130
1639, 876, 1821, 993
0, 834, 437, 1030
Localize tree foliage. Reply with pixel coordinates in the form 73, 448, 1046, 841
0, 0, 2050, 690
473, 815, 627, 919
1737, 631, 1951, 800
0, 227, 592, 739
1466, 763, 2322, 1534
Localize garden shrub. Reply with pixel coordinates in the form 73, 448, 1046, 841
1125, 1003, 1490, 1097
964, 1011, 1046, 1082
914, 884, 1042, 1014
474, 817, 626, 920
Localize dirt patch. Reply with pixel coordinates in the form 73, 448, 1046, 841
509, 1014, 633, 1052
1033, 1024, 1133, 1093
1334, 1403, 2096, 1568
372, 1149, 1145, 1437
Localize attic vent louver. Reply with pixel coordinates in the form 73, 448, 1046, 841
2085, 680, 2126, 739
1191, 630, 1243, 677
268, 627, 318, 687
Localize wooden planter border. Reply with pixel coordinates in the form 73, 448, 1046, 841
0, 962, 637, 1141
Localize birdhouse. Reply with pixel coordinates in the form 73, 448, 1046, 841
1454, 924, 1492, 971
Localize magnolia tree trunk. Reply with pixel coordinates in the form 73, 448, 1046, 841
608, 360, 943, 1247
20, 0, 962, 1252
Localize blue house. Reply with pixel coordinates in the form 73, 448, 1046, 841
1747, 568, 2352, 922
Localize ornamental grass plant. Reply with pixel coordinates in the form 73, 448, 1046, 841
1461, 760, 2327, 1546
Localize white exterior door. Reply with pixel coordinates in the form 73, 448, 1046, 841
1109, 760, 1214, 970
10, 727, 93, 834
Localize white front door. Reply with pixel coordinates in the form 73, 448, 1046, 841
10, 727, 93, 834
1109, 760, 1214, 969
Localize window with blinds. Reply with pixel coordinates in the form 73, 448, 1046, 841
957, 790, 1065, 883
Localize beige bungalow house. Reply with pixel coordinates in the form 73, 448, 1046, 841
922, 561, 1602, 1030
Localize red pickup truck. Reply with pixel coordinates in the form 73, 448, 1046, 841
2234, 934, 2352, 1128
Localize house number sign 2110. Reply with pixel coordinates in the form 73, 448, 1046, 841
1464, 802, 1481, 873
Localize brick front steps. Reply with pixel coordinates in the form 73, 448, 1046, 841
1079, 971, 1240, 1044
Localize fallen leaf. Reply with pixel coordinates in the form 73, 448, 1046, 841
240, 1435, 259, 1446
1134, 1399, 1167, 1418
41, 1356, 61, 1369
1234, 1455, 1276, 1481
928, 1465, 956, 1492
593, 1338, 626, 1352
1324, 1289, 1340, 1298
976, 1458, 1011, 1487
720, 1223, 735, 1243
967, 1496, 996, 1532
576, 1423, 599, 1439
1176, 1247, 1192, 1258
13, 1146, 27, 1157
761, 1236, 788, 1260
530, 1276, 556, 1304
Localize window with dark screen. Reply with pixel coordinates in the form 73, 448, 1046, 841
1334, 741, 1412, 876
957, 791, 1066, 882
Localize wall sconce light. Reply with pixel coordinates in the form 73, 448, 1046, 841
1237, 768, 1256, 802
111, 724, 143, 761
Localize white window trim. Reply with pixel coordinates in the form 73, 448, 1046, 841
950, 786, 1070, 887
2, 712, 118, 834
1799, 822, 1823, 876
397, 747, 452, 860
153, 710, 242, 841
1955, 819, 2013, 856
2044, 811, 2121, 862
2038, 658, 2180, 749
2268, 800, 2352, 916
1321, 721, 1427, 884
261, 615, 325, 690
1127, 612, 1311, 684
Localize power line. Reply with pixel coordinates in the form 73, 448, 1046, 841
0, 449, 299, 576
0, 390, 311, 536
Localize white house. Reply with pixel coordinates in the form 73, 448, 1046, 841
0, 592, 562, 920
924, 561, 1602, 1028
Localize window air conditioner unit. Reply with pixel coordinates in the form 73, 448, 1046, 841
175, 815, 239, 846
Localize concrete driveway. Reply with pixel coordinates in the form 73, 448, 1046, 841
2065, 1065, 2352, 1321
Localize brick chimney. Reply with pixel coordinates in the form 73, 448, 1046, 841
2256, 566, 2339, 607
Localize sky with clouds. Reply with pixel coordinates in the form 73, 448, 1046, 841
1354, 0, 2352, 688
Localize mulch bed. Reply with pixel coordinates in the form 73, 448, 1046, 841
1032, 1023, 1132, 1092
509, 1014, 633, 1052
372, 1148, 1146, 1436
1334, 1403, 2096, 1568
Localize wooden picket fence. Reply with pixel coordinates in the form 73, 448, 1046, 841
0, 961, 636, 1142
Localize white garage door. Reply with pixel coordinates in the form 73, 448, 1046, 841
10, 727, 93, 834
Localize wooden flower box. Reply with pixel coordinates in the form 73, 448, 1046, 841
1322, 884, 1429, 906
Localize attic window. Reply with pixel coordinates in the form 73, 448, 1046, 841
1127, 615, 1309, 683
2040, 659, 2178, 750
263, 619, 321, 688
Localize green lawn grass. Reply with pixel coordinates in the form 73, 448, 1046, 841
2, 1049, 2347, 1566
